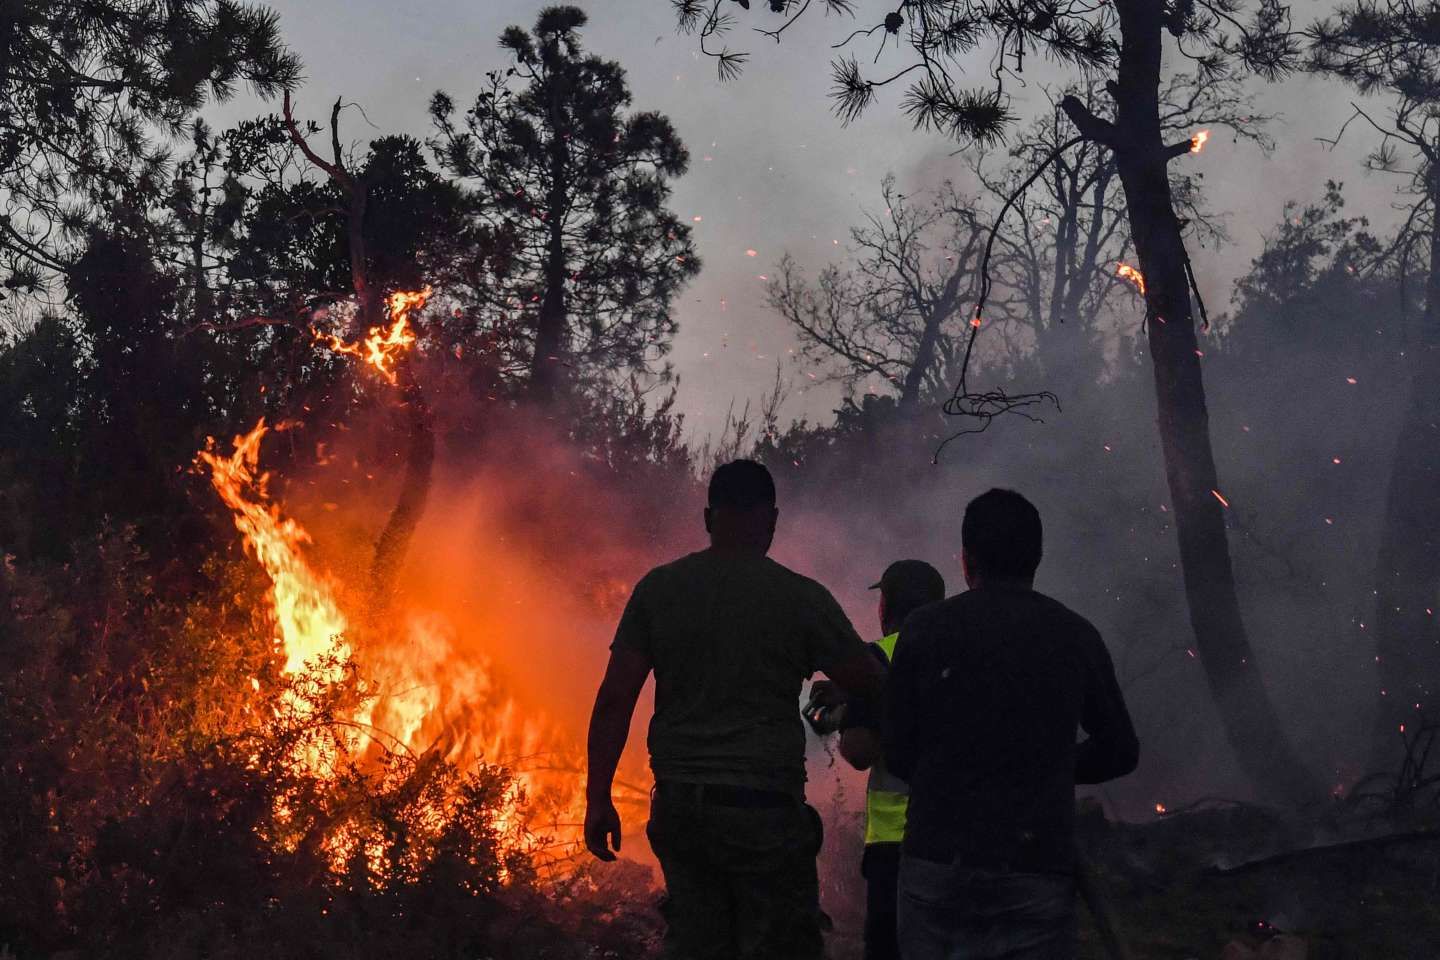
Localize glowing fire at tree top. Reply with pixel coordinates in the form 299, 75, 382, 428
1190, 129, 1210, 154
314, 287, 431, 384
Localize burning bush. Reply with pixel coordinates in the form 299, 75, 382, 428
0, 528, 663, 959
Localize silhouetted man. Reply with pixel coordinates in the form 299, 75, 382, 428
884, 489, 1139, 960
585, 459, 884, 960
807, 559, 946, 960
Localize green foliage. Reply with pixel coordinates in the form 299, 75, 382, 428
431, 5, 701, 393
0, 0, 299, 300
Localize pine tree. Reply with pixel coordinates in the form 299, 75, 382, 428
431, 6, 700, 402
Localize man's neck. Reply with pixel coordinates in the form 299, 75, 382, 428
706, 541, 768, 558
970, 576, 1034, 591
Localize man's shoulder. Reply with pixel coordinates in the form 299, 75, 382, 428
1028, 590, 1101, 636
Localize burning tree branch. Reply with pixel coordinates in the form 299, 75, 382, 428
282, 90, 433, 620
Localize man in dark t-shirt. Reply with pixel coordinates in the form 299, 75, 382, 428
883, 489, 1139, 960
585, 460, 883, 960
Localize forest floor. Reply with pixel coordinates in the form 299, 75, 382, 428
1073, 802, 1440, 960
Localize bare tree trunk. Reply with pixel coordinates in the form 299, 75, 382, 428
1063, 0, 1320, 805
900, 271, 962, 414
1371, 170, 1440, 764
368, 354, 434, 613
529, 84, 569, 402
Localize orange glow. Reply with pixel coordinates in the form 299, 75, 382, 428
1155, 802, 1167, 815
198, 414, 645, 873
314, 288, 430, 384
1212, 489, 1230, 508
1116, 262, 1146, 296
1190, 129, 1210, 154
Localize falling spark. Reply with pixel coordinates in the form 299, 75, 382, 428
1116, 262, 1146, 295
1190, 129, 1211, 154
1212, 489, 1230, 508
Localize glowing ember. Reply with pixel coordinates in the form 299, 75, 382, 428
1212, 489, 1231, 508
1116, 262, 1146, 295
314, 288, 431, 384
1190, 129, 1210, 154
1155, 801, 1168, 815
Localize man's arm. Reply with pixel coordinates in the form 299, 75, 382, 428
1075, 628, 1140, 784
839, 726, 881, 771
824, 646, 885, 707
584, 644, 651, 861
881, 630, 923, 782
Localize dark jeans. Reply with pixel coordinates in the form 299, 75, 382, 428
646, 784, 826, 960
896, 855, 1077, 960
862, 843, 902, 960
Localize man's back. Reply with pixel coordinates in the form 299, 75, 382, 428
883, 584, 1138, 872
613, 548, 866, 793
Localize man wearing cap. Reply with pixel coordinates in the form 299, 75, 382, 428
584, 459, 885, 960
806, 560, 945, 960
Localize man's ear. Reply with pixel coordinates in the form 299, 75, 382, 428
703, 506, 713, 534
961, 549, 974, 587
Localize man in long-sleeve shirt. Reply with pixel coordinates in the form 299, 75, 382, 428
883, 489, 1138, 960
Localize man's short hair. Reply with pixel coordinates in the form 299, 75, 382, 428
962, 488, 1042, 579
708, 459, 776, 510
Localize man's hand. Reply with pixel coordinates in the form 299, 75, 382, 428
584, 797, 622, 862
808, 679, 847, 710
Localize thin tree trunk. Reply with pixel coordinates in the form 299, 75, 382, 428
1371, 170, 1440, 764
529, 83, 569, 402
368, 354, 434, 614
900, 272, 962, 414
1063, 0, 1320, 805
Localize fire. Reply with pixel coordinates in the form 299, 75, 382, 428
1155, 801, 1168, 815
198, 419, 351, 684
1190, 129, 1210, 154
314, 287, 431, 384
196, 284, 651, 874
1116, 262, 1146, 295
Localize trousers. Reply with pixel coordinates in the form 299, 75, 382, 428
896, 854, 1077, 960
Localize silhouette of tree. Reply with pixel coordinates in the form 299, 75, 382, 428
431, 6, 700, 402
0, 0, 298, 308
767, 177, 991, 415
1307, 0, 1440, 767
682, 0, 1322, 804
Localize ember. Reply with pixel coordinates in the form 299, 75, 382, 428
1117, 261, 1147, 295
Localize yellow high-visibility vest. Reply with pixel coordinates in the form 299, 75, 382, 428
865, 632, 908, 846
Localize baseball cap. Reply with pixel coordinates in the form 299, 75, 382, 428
869, 559, 946, 602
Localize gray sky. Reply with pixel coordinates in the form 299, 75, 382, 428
216, 1, 1398, 440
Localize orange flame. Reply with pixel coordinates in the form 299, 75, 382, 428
1190, 129, 1210, 154
315, 288, 431, 384
198, 419, 351, 682
198, 416, 605, 869
1116, 262, 1146, 296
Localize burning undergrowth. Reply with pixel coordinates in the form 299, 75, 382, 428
0, 293, 701, 959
